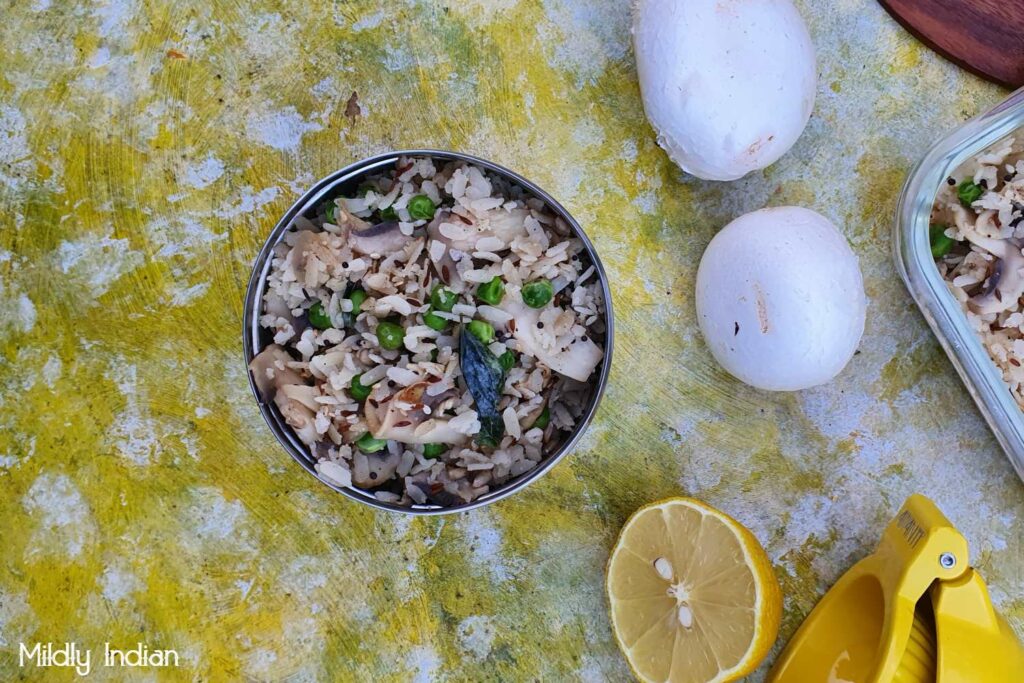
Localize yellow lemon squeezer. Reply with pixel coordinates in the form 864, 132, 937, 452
769, 494, 1023, 682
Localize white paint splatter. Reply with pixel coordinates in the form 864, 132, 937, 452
88, 46, 111, 69
101, 563, 141, 604
148, 216, 225, 259
169, 282, 209, 306
382, 44, 415, 72
42, 354, 62, 387
245, 107, 322, 152
0, 105, 35, 192
105, 363, 159, 466
538, 0, 630, 85
16, 293, 35, 332
311, 77, 336, 98
451, 0, 520, 27
0, 589, 38, 647
572, 118, 606, 148
181, 153, 225, 189
214, 186, 280, 219
23, 473, 98, 559
190, 488, 248, 541
235, 578, 254, 600
92, 0, 133, 38
352, 11, 385, 31
632, 191, 657, 215
57, 232, 144, 297
245, 648, 278, 676
456, 615, 495, 660
405, 645, 441, 683
457, 510, 523, 583
620, 139, 638, 162
276, 556, 329, 603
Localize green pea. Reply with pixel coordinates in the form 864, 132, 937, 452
407, 195, 436, 221
431, 285, 458, 312
308, 301, 332, 330
356, 432, 387, 453
531, 406, 550, 430
347, 289, 367, 315
521, 279, 554, 308
930, 224, 954, 258
467, 320, 495, 344
350, 374, 372, 402
380, 205, 398, 221
958, 179, 984, 206
376, 321, 405, 350
476, 277, 505, 306
422, 443, 446, 458
325, 202, 337, 223
498, 350, 515, 372
424, 307, 448, 331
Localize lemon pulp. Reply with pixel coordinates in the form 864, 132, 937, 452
606, 498, 782, 683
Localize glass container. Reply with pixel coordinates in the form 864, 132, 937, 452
894, 87, 1024, 482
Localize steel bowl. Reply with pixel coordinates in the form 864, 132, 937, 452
243, 150, 614, 514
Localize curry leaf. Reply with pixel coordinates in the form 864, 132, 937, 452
459, 325, 506, 447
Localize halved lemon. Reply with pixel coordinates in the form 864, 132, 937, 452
606, 497, 782, 683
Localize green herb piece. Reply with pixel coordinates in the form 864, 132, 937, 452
407, 195, 437, 221
498, 350, 515, 372
459, 324, 507, 447
431, 285, 458, 312
350, 374, 373, 402
424, 307, 448, 331
376, 321, 404, 350
467, 320, 495, 344
380, 205, 398, 221
958, 179, 984, 206
422, 443, 446, 458
521, 279, 554, 308
348, 289, 367, 314
930, 224, 954, 258
531, 406, 550, 430
308, 301, 332, 330
476, 277, 505, 305
325, 202, 337, 223
356, 433, 387, 453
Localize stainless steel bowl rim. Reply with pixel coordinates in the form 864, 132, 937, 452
243, 149, 615, 514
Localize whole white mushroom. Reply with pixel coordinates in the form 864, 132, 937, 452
632, 0, 817, 180
695, 207, 866, 391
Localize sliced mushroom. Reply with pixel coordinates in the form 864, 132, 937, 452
248, 345, 305, 397
248, 345, 320, 445
351, 448, 401, 488
262, 291, 308, 337
363, 382, 467, 444
498, 297, 603, 382
335, 203, 412, 256
963, 235, 1024, 315
349, 220, 412, 256
429, 207, 531, 252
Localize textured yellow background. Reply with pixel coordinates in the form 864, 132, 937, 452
0, 0, 1021, 681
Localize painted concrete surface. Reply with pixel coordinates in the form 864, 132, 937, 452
0, 0, 1020, 680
